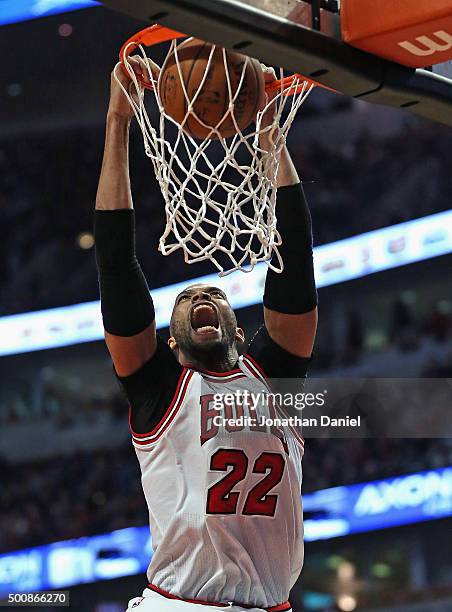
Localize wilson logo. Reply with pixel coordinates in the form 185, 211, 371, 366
398, 30, 452, 57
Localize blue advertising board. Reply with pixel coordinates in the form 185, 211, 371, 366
0, 527, 152, 596
303, 466, 452, 540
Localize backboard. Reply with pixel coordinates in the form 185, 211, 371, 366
99, 0, 452, 126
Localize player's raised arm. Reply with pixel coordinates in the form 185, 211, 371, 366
259, 70, 318, 359
94, 60, 158, 377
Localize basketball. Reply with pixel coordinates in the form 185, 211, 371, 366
158, 38, 266, 139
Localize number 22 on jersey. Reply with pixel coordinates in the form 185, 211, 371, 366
206, 448, 286, 517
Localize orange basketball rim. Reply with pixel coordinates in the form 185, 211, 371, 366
119, 24, 338, 95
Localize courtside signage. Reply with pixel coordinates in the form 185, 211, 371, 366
0, 210, 451, 356
1, 467, 451, 595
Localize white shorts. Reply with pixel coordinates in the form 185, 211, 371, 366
126, 588, 292, 612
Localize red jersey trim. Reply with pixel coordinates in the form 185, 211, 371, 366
202, 373, 247, 385
267, 601, 292, 612
243, 353, 268, 380
185, 364, 243, 378
268, 603, 292, 611
185, 361, 246, 384
147, 584, 291, 611
276, 403, 305, 448
147, 584, 225, 607
130, 369, 194, 445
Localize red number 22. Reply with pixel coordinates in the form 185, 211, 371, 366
206, 449, 285, 517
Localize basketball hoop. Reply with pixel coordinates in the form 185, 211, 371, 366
117, 25, 325, 275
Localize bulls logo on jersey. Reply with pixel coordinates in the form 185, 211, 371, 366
200, 390, 289, 454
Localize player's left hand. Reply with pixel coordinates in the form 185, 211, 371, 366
109, 56, 160, 119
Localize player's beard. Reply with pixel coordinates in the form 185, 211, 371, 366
172, 310, 238, 370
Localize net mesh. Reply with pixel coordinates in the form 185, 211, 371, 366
116, 38, 313, 275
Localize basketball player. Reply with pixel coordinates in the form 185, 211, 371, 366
94, 58, 318, 612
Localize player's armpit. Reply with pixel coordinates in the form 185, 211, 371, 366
105, 322, 157, 378
264, 306, 318, 359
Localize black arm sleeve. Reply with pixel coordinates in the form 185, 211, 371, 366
116, 335, 183, 434
263, 182, 317, 315
94, 209, 155, 337
247, 325, 311, 379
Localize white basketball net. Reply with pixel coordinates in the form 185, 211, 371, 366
116, 38, 313, 275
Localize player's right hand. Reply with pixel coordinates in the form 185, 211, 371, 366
108, 56, 160, 119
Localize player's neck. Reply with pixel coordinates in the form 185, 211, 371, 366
179, 346, 239, 373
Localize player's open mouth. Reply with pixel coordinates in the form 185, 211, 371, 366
190, 303, 220, 335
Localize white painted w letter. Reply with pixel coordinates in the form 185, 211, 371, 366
398, 30, 452, 57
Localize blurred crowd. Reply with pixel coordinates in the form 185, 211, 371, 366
1, 437, 451, 554
298, 122, 452, 246
1, 120, 451, 315
304, 438, 452, 492
313, 296, 452, 376
0, 446, 143, 553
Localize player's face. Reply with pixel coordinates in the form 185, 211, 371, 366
170, 284, 239, 358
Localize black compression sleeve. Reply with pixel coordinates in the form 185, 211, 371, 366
248, 325, 311, 378
94, 209, 155, 336
263, 182, 317, 314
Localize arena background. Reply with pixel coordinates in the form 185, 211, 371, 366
0, 2, 451, 611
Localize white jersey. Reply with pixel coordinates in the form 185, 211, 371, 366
129, 354, 304, 611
